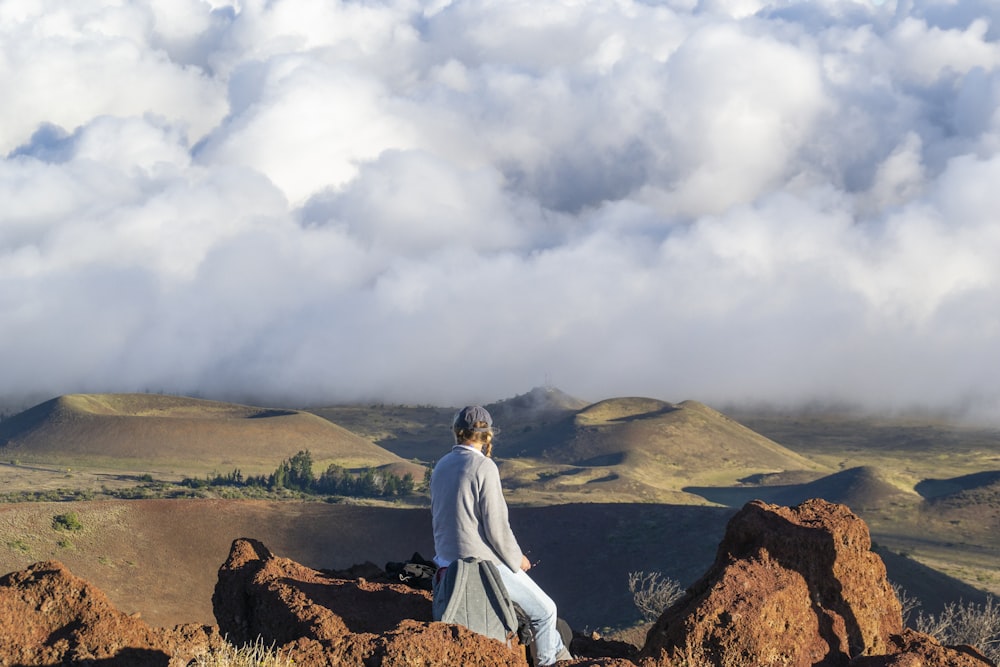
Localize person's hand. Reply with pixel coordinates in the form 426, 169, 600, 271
520, 554, 532, 571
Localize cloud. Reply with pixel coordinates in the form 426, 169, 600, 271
2, 0, 1000, 421
195, 54, 420, 203
0, 1, 227, 156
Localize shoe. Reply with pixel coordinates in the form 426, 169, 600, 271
549, 645, 574, 664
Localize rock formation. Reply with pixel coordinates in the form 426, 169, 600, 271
0, 560, 222, 666
211, 536, 527, 666
640, 498, 993, 667
0, 498, 994, 666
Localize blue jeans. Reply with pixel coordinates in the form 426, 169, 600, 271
497, 566, 566, 665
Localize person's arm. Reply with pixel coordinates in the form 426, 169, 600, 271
476, 458, 525, 572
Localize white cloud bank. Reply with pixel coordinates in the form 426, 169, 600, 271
3, 0, 1000, 418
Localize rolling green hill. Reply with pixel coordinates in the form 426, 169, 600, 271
684, 465, 921, 510
494, 397, 831, 503
0, 393, 409, 475
915, 470, 1000, 533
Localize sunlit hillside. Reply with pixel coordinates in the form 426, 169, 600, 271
495, 397, 830, 504
0, 393, 408, 476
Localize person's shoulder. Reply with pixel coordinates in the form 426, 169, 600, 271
472, 454, 500, 475
438, 447, 480, 466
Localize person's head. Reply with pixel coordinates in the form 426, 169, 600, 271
453, 405, 498, 456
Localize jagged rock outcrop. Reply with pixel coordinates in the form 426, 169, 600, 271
0, 499, 994, 666
641, 498, 994, 667
0, 560, 222, 666
211, 537, 529, 666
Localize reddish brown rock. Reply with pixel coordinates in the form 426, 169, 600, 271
642, 498, 901, 666
640, 499, 994, 667
211, 537, 529, 666
0, 560, 222, 666
848, 628, 996, 666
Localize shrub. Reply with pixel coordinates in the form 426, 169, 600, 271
190, 636, 293, 667
628, 571, 684, 622
914, 596, 1000, 663
896, 584, 1000, 662
891, 581, 922, 626
52, 511, 83, 532
7, 539, 30, 553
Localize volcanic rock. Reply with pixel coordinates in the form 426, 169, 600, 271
849, 628, 997, 666
0, 560, 222, 666
211, 536, 529, 666
640, 498, 993, 666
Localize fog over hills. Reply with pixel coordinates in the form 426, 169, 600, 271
3, 1, 1000, 420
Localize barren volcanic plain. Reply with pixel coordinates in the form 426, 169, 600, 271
0, 388, 997, 632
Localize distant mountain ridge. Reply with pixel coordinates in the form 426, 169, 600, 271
5, 390, 995, 529
499, 397, 816, 468
572, 398, 820, 470
0, 390, 831, 503
486, 386, 590, 424
421, 395, 834, 506
0, 393, 406, 473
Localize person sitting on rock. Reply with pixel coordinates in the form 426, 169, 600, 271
430, 405, 573, 666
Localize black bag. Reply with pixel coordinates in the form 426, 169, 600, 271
385, 552, 437, 591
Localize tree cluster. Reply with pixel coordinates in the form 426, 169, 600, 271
182, 450, 417, 499
52, 511, 84, 531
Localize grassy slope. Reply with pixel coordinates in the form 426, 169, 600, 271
726, 408, 1000, 481
726, 408, 1000, 598
683, 465, 921, 510
0, 393, 409, 476
496, 398, 831, 505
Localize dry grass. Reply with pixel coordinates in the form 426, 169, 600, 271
191, 636, 294, 667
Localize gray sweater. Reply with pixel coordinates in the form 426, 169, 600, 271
431, 445, 524, 573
